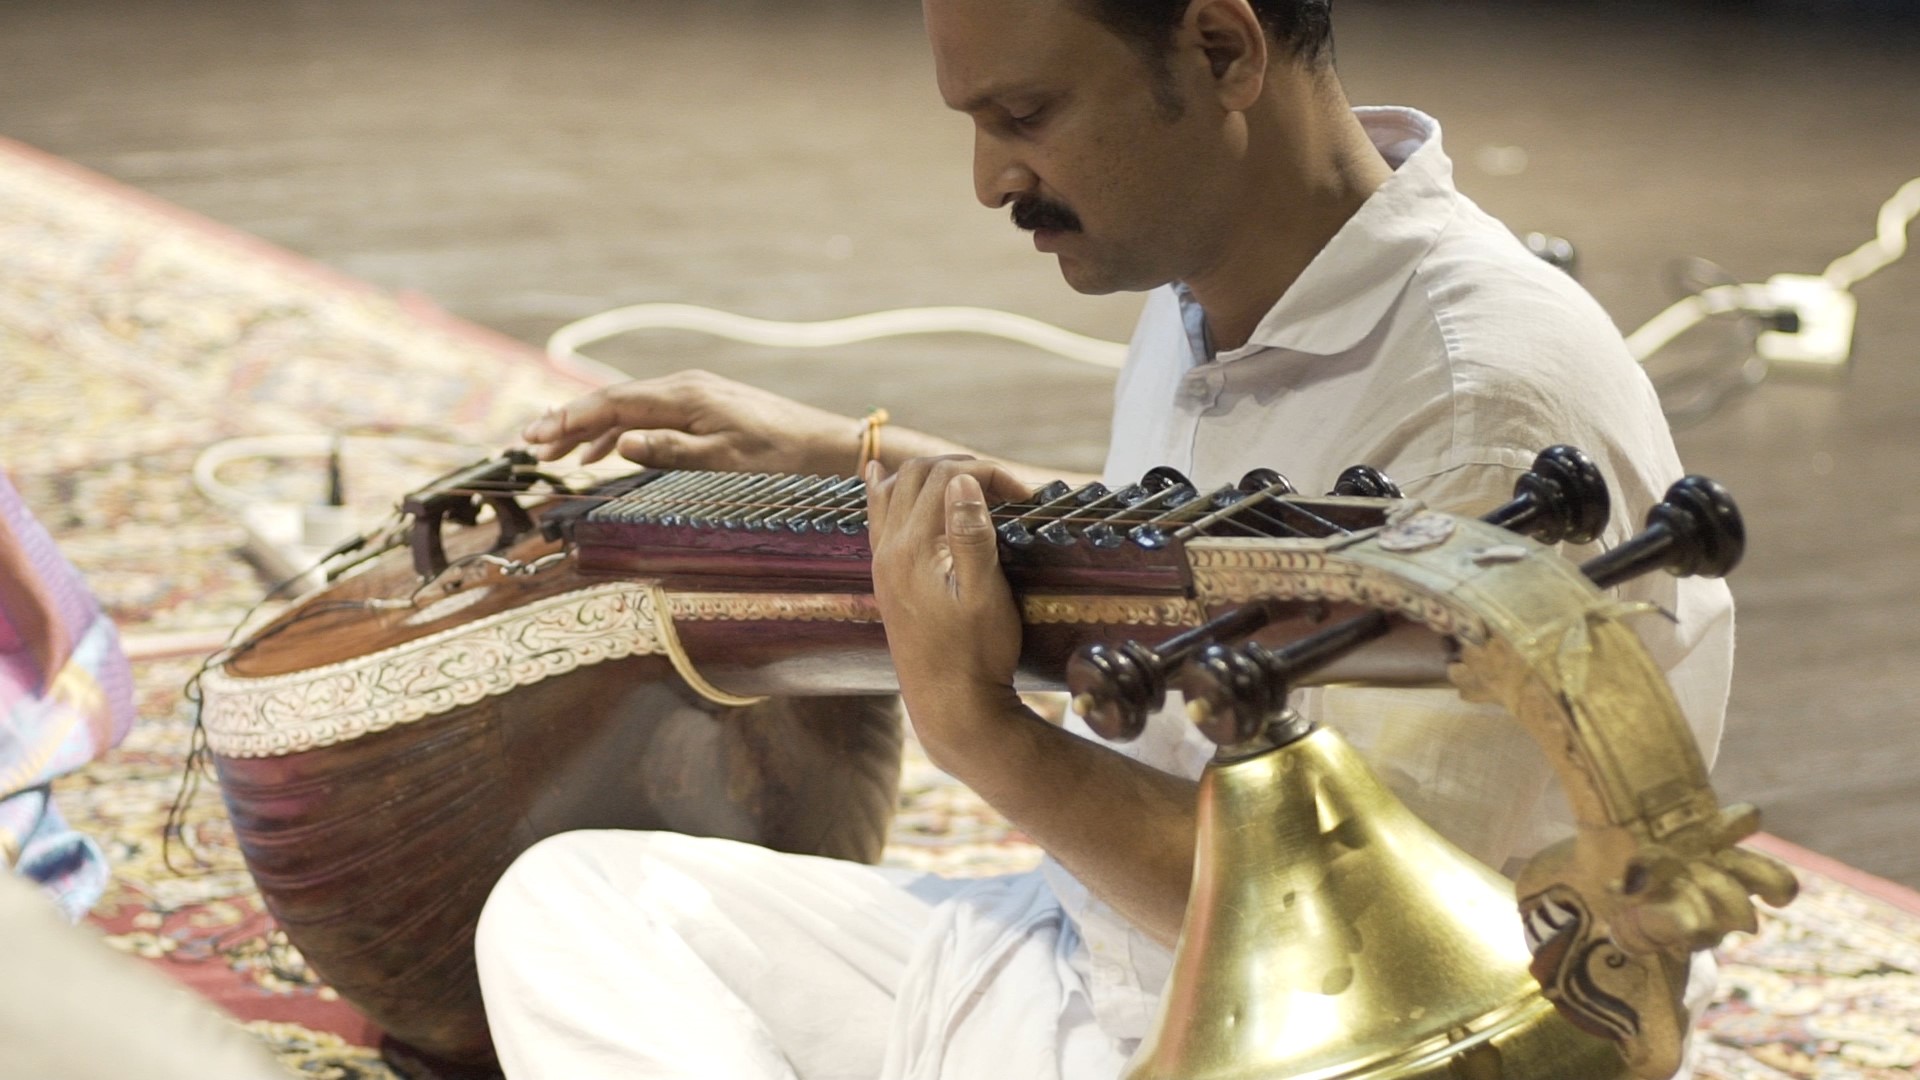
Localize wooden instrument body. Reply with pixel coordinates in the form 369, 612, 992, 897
209, 503, 916, 1067
203, 463, 1438, 1068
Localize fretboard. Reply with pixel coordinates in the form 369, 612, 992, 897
557, 468, 1398, 593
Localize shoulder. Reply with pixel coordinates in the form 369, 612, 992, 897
1402, 196, 1672, 472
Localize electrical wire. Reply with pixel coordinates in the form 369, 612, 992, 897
1626, 176, 1920, 365
546, 302, 1129, 372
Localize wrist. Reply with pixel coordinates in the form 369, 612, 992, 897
901, 678, 1027, 751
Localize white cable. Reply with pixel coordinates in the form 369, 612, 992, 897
1625, 283, 1777, 363
1824, 176, 1920, 290
546, 302, 1129, 372
1628, 177, 1920, 364
191, 434, 488, 509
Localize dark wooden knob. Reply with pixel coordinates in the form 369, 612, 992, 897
1177, 611, 1394, 748
1067, 602, 1283, 743
1580, 476, 1745, 589
1179, 643, 1281, 746
1066, 642, 1168, 742
1330, 465, 1403, 499
1483, 445, 1612, 545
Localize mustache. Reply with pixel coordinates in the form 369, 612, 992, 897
1010, 196, 1083, 233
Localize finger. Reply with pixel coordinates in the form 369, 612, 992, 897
577, 428, 624, 465
865, 461, 892, 535
987, 467, 1039, 505
890, 449, 967, 530
522, 378, 705, 456
945, 473, 1001, 592
615, 429, 724, 471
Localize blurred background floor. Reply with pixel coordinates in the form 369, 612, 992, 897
2, 0, 1916, 887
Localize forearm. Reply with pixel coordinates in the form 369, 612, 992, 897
912, 691, 1198, 947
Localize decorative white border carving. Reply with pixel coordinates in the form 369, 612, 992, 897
200, 583, 664, 758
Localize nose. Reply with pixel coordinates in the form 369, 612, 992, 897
973, 128, 1036, 210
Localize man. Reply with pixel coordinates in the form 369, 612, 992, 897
475, 1, 1733, 1077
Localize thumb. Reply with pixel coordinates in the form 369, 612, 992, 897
945, 474, 1000, 581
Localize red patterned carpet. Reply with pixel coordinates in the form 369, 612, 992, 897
4, 135, 1916, 1078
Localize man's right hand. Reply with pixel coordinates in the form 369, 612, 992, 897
521, 370, 863, 476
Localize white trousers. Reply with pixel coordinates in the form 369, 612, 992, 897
478, 831, 927, 1079
476, 830, 1711, 1080
476, 830, 1134, 1080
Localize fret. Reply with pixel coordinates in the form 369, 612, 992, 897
733, 475, 830, 530
998, 483, 1103, 547
598, 471, 705, 523
692, 473, 784, 528
1038, 485, 1125, 545
763, 476, 863, 532
1079, 483, 1197, 549
1129, 485, 1238, 549
657, 473, 745, 527
1179, 487, 1311, 541
575, 466, 1383, 564
806, 476, 875, 530
749, 476, 849, 531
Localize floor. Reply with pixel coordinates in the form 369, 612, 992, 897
3, 0, 1917, 887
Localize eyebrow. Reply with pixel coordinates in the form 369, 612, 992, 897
951, 82, 1047, 115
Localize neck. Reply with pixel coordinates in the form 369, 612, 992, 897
1183, 73, 1393, 354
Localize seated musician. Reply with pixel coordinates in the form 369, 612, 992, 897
475, 1, 1733, 1077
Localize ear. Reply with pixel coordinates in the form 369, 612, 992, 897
1183, 0, 1268, 112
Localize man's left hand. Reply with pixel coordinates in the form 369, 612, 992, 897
866, 457, 1032, 750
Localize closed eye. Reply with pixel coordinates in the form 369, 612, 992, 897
1010, 107, 1047, 130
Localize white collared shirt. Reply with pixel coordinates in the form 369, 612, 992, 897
1047, 106, 1734, 1043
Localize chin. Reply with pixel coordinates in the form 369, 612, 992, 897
1057, 256, 1161, 297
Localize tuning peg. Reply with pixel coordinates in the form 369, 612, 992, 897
1174, 471, 1743, 748
1238, 468, 1295, 495
1177, 610, 1397, 747
1140, 466, 1194, 494
1067, 602, 1283, 742
1181, 643, 1285, 746
1330, 465, 1403, 499
1580, 476, 1744, 589
1482, 445, 1612, 546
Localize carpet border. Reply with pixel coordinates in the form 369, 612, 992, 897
1749, 830, 1920, 916
0, 132, 607, 392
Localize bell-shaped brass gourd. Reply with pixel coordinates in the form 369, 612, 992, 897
1128, 726, 1632, 1080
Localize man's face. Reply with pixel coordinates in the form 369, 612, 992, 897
925, 0, 1235, 295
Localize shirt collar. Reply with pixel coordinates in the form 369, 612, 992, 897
1183, 106, 1459, 364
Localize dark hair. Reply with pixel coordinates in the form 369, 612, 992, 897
1081, 0, 1334, 65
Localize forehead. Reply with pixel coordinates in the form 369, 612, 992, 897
923, 0, 1139, 110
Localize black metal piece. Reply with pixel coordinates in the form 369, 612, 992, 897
1066, 601, 1284, 743
1330, 465, 1403, 499
403, 451, 541, 579
1580, 476, 1745, 589
1525, 231, 1580, 278
1483, 445, 1612, 546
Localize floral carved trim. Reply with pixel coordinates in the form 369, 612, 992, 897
663, 591, 1204, 629
1185, 540, 1489, 645
666, 592, 883, 623
1020, 595, 1204, 627
200, 583, 663, 758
